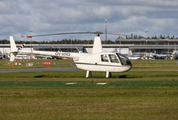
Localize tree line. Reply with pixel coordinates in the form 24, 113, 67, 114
124, 34, 177, 39
0, 34, 178, 44
0, 39, 114, 44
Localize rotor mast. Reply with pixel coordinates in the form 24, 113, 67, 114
105, 19, 107, 41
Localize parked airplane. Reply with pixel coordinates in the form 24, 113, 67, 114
172, 50, 178, 60
0, 51, 9, 59
9, 32, 132, 78
0, 51, 4, 59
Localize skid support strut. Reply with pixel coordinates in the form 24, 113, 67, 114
106, 71, 112, 78
86, 71, 92, 78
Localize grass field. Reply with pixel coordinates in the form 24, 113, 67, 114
0, 87, 178, 120
0, 59, 178, 119
1, 71, 178, 79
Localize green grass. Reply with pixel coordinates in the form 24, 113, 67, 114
0, 60, 178, 119
0, 80, 178, 87
132, 60, 178, 69
0, 87, 178, 120
0, 71, 178, 79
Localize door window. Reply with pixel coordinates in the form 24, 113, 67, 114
101, 54, 109, 62
109, 54, 119, 63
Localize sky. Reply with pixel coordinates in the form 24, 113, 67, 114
0, 0, 178, 41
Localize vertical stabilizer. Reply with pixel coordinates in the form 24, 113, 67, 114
9, 36, 18, 62
10, 36, 17, 52
92, 36, 102, 53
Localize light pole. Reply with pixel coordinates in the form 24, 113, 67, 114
168, 42, 169, 55
119, 39, 121, 53
21, 36, 24, 41
70, 36, 73, 52
145, 31, 148, 56
29, 31, 33, 59
105, 19, 107, 41
166, 39, 170, 56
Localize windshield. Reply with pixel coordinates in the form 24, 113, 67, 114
116, 53, 132, 65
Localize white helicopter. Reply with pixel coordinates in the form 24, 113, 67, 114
9, 32, 132, 78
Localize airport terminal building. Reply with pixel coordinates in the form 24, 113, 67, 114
1, 39, 178, 57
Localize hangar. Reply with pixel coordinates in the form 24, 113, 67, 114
116, 39, 178, 55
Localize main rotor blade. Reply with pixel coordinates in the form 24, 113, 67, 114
27, 32, 96, 38
103, 33, 128, 36
26, 31, 129, 38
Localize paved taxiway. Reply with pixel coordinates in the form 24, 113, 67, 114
0, 67, 80, 73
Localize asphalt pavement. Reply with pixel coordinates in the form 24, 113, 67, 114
0, 67, 81, 73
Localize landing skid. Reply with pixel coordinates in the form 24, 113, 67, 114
86, 71, 112, 78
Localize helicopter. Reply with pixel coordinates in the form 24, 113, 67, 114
9, 32, 132, 78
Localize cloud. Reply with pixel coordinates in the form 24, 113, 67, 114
0, 0, 20, 14
0, 0, 178, 41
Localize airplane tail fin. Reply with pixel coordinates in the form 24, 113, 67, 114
9, 36, 18, 62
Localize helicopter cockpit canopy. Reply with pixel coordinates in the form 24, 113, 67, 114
101, 53, 132, 66
116, 53, 132, 65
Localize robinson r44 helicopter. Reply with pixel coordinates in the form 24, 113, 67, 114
9, 32, 132, 78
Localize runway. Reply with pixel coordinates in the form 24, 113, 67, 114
0, 67, 81, 73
